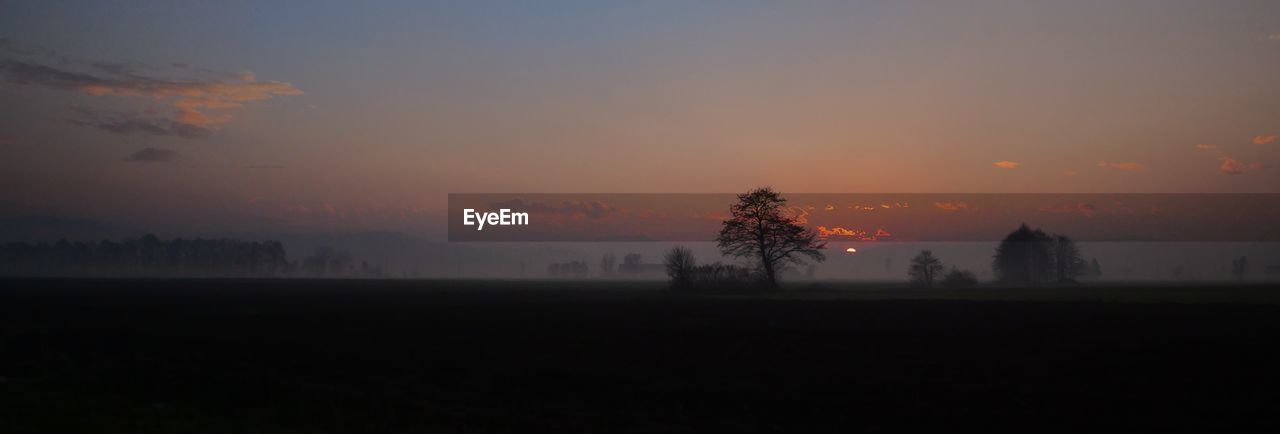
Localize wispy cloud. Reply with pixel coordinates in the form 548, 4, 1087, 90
67, 105, 212, 139
1220, 157, 1266, 175
993, 161, 1020, 169
0, 40, 302, 138
1220, 157, 1245, 174
1038, 202, 1099, 217
1270, 33, 1280, 41
124, 147, 179, 163
1253, 135, 1278, 145
816, 226, 891, 241
1194, 143, 1217, 150
1062, 170, 1078, 176
933, 201, 970, 211
488, 199, 626, 221
1097, 160, 1144, 171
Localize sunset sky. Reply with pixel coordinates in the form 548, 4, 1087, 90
2, 0, 1279, 237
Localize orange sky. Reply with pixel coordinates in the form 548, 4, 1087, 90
1, 1, 1278, 236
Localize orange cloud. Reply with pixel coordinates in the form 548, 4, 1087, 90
933, 201, 969, 211
993, 161, 1020, 169
1194, 144, 1217, 150
0, 57, 302, 134
1253, 135, 1278, 145
816, 226, 891, 241
1097, 160, 1144, 171
1220, 157, 1245, 174
817, 226, 861, 237
1063, 170, 1078, 176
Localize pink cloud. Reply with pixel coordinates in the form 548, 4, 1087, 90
993, 161, 1020, 169
1220, 157, 1245, 174
1097, 160, 1144, 171
933, 201, 970, 211
0, 52, 302, 134
1253, 135, 1278, 145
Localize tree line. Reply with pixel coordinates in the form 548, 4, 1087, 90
658, 187, 1126, 291
903, 224, 1105, 289
0, 234, 383, 278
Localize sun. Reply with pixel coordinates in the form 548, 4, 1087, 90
845, 247, 857, 254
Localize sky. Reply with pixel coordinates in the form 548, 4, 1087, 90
1, 0, 1279, 237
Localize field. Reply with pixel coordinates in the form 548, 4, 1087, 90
3, 278, 1280, 432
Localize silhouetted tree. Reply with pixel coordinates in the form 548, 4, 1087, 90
993, 224, 1054, 284
663, 246, 696, 290
1232, 256, 1249, 282
303, 247, 352, 277
1050, 235, 1086, 283
0, 235, 292, 277
547, 260, 589, 278
716, 187, 826, 287
1088, 258, 1103, 280
909, 250, 945, 288
941, 267, 979, 288
599, 253, 617, 277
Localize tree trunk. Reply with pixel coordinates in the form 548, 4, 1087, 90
761, 253, 777, 288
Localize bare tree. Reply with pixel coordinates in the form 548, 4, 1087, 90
1232, 256, 1249, 282
716, 187, 826, 287
1088, 258, 1103, 280
663, 246, 696, 290
909, 250, 944, 288
599, 253, 617, 277
1050, 235, 1087, 283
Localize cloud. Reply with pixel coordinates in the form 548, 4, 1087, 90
0, 42, 302, 137
1097, 160, 1144, 171
993, 161, 1020, 169
1038, 202, 1099, 217
933, 201, 969, 211
246, 165, 285, 169
488, 199, 626, 220
66, 106, 213, 139
1220, 157, 1245, 174
1219, 157, 1266, 174
816, 226, 891, 241
124, 147, 179, 163
1194, 144, 1217, 150
1062, 170, 1078, 176
1253, 135, 1278, 145
1271, 33, 1280, 41
817, 226, 861, 237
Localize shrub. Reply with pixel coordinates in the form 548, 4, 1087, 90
941, 267, 979, 288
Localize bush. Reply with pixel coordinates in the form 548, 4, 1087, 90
689, 262, 753, 290
941, 268, 979, 288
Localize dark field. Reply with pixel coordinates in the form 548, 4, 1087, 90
4, 279, 1280, 433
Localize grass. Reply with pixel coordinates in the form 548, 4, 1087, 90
3, 278, 1280, 432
